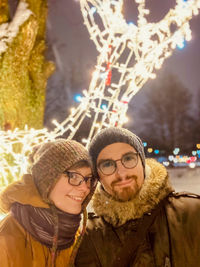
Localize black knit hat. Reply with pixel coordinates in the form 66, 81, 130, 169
89, 127, 145, 178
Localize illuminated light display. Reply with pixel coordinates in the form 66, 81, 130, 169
147, 148, 153, 153
1, 0, 200, 186
173, 148, 180, 155
154, 149, 160, 155
143, 142, 147, 147
74, 94, 83, 103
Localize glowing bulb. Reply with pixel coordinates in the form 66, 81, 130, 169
143, 142, 147, 147
189, 162, 196, 168
74, 94, 83, 103
101, 104, 108, 110
177, 40, 186, 49
90, 7, 97, 15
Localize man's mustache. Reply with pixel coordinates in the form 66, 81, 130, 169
111, 175, 138, 187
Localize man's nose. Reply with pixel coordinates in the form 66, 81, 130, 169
115, 161, 127, 179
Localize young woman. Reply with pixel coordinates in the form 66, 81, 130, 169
0, 139, 97, 267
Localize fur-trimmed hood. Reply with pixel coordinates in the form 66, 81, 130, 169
92, 159, 174, 226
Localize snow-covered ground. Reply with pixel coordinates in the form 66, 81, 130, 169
168, 167, 200, 194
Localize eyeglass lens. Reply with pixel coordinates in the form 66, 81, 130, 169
66, 171, 96, 187
98, 152, 138, 175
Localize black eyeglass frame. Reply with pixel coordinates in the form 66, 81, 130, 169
97, 152, 139, 176
63, 170, 97, 188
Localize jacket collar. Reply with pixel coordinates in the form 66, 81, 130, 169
92, 159, 173, 227
0, 174, 49, 213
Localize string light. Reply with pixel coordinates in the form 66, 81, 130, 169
1, 0, 200, 187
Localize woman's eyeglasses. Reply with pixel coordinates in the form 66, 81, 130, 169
63, 171, 97, 188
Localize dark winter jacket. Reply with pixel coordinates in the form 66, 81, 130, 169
75, 159, 200, 267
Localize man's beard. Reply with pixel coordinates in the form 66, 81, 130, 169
111, 175, 141, 202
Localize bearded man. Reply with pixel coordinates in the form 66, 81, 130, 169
75, 127, 200, 267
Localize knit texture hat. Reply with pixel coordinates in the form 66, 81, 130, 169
29, 139, 92, 204
89, 127, 145, 178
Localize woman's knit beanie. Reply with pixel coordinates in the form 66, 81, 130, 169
29, 138, 92, 205
89, 127, 145, 178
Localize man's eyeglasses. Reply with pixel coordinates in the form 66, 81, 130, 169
63, 171, 97, 188
97, 152, 139, 176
